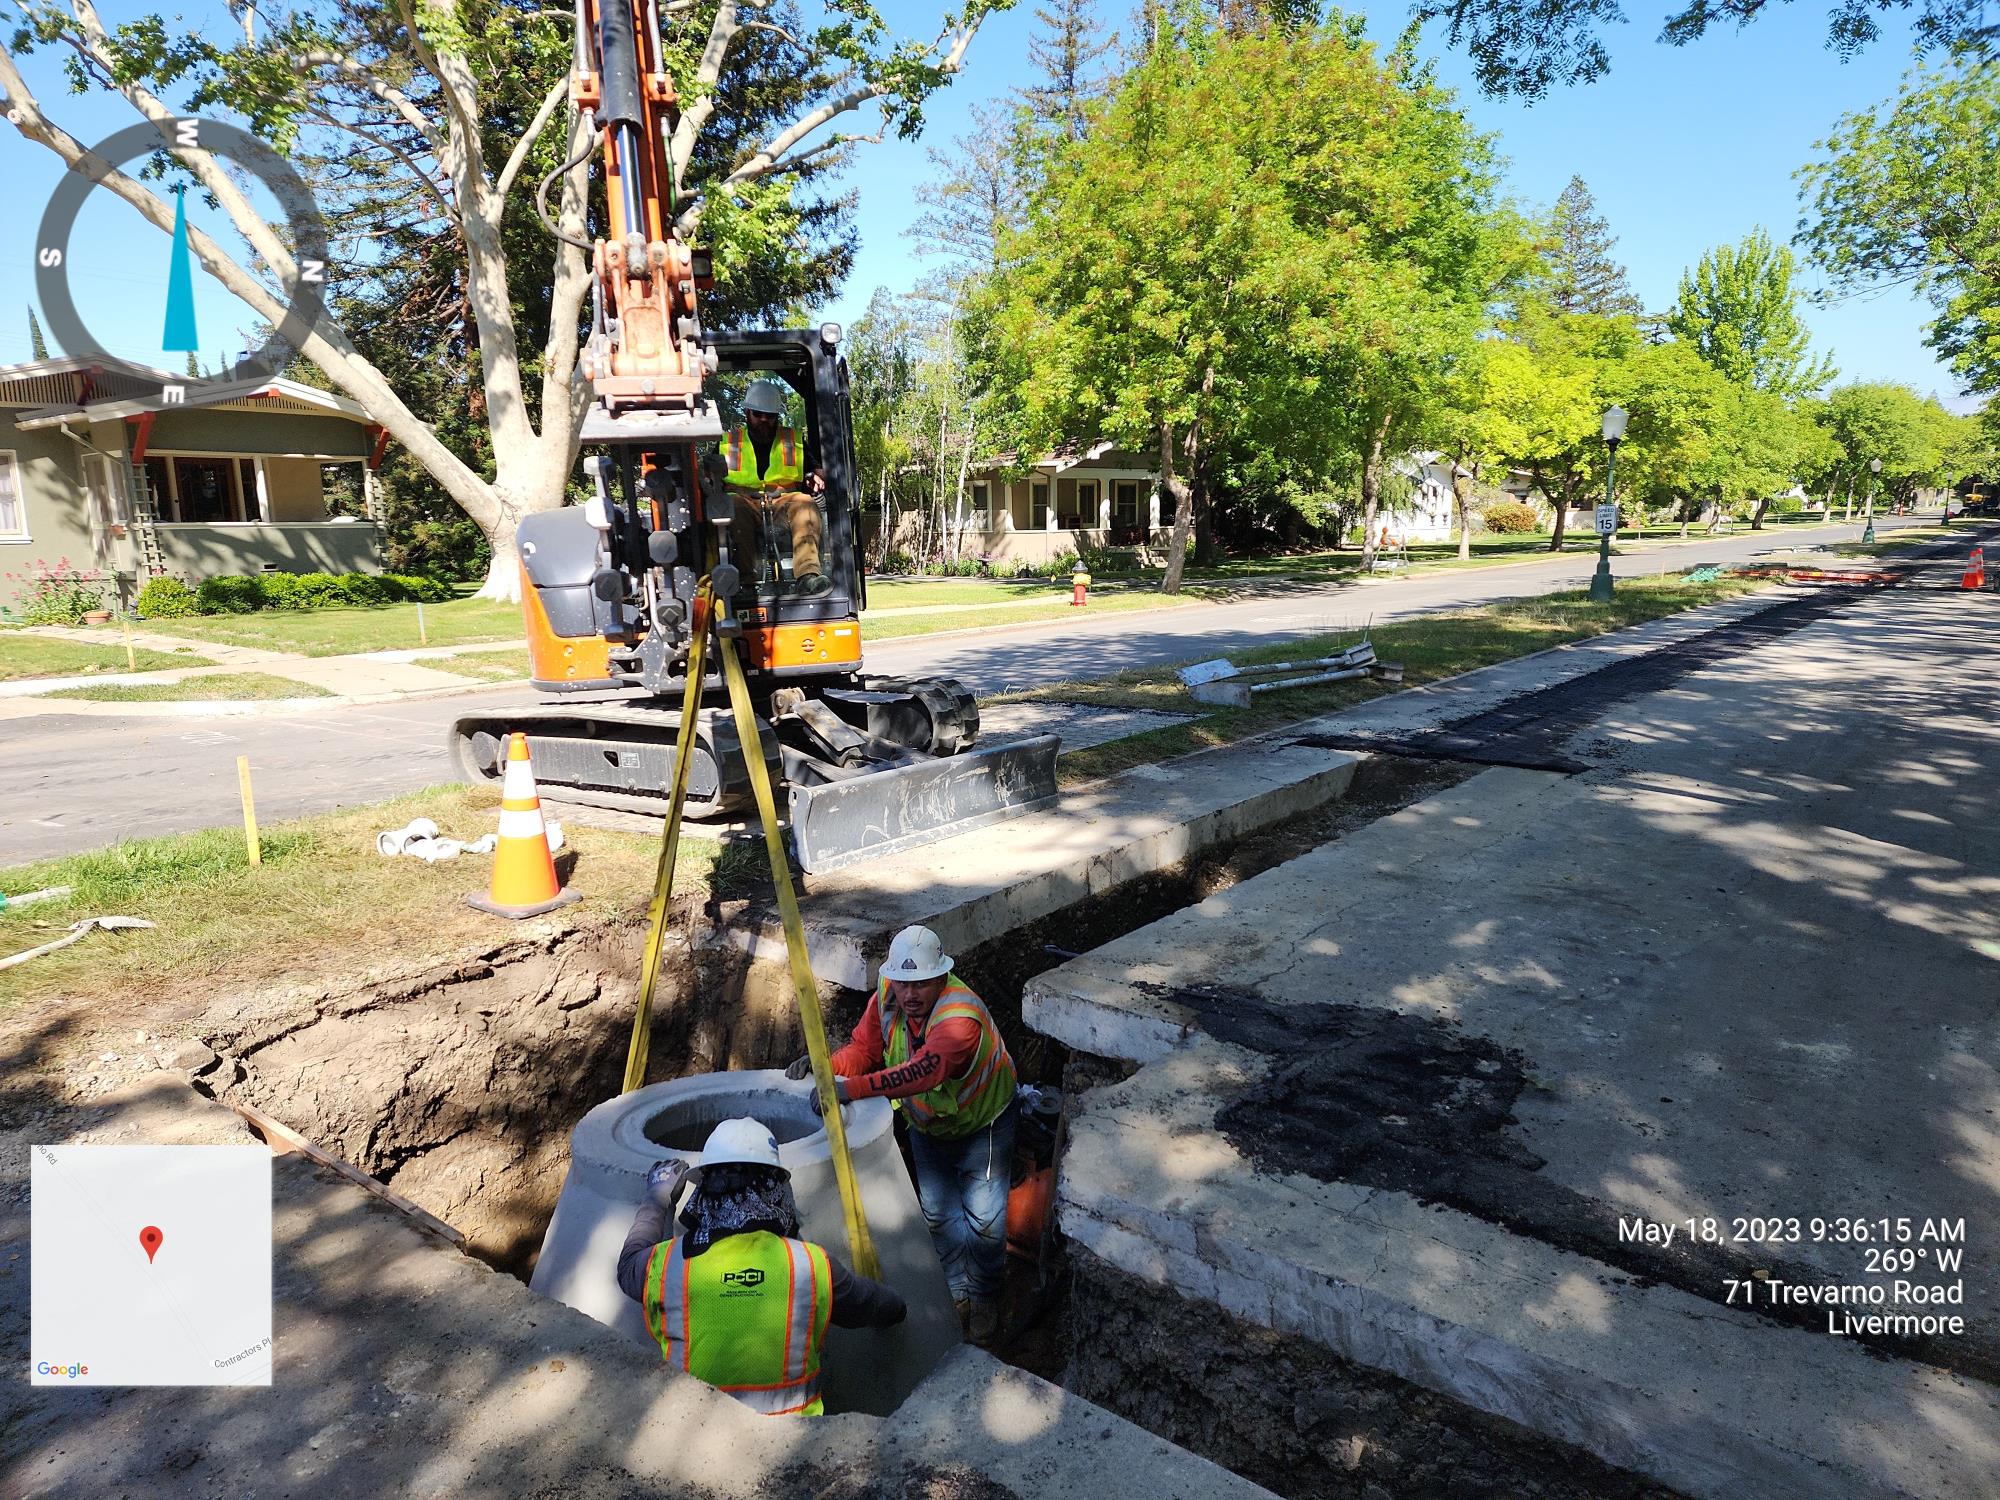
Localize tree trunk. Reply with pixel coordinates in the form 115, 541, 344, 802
1843, 475, 1854, 522
1750, 495, 1771, 530
1452, 459, 1473, 562
1547, 476, 1570, 552
1159, 418, 1195, 594
475, 503, 524, 600
1358, 408, 1392, 569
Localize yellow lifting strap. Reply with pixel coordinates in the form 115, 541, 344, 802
618, 574, 880, 1280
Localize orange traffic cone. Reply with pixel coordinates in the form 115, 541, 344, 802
468, 733, 579, 918
1963, 546, 1985, 590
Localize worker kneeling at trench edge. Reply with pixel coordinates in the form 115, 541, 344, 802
788, 924, 1018, 1348
617, 1117, 906, 1416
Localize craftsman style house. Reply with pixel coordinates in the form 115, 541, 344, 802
0, 358, 388, 610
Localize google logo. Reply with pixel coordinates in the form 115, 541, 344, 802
36, 1360, 89, 1378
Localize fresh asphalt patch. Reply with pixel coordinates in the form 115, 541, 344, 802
1288, 583, 1881, 774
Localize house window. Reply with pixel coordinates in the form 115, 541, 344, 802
0, 452, 24, 539
1031, 482, 1049, 529
172, 456, 241, 523
1113, 480, 1143, 541
1069, 479, 1098, 531
968, 480, 991, 532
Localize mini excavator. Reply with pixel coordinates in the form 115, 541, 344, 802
449, 0, 1058, 874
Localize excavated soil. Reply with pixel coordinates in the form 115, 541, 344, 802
1072, 1258, 1682, 1500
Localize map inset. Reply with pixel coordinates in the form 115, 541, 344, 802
31, 1145, 272, 1386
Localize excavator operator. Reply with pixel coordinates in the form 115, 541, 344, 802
723, 378, 832, 597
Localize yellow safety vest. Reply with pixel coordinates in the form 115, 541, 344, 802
879, 974, 1017, 1140
724, 428, 804, 491
641, 1230, 832, 1416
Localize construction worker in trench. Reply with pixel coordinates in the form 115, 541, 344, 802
617, 1116, 906, 1415
788, 924, 1019, 1348
723, 378, 831, 598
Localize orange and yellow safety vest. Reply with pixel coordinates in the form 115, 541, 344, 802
641, 1229, 832, 1416
723, 428, 804, 491
878, 974, 1017, 1139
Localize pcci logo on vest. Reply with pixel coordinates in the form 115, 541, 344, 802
721, 1268, 766, 1290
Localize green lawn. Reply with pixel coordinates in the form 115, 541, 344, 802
0, 634, 211, 682
428, 647, 533, 683
36, 672, 334, 702
143, 595, 524, 657
0, 784, 711, 1011
1000, 570, 1774, 785
865, 577, 1072, 608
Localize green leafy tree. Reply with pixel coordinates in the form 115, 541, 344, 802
1667, 229, 1836, 398
1023, 0, 1116, 142
1817, 381, 1945, 514
1535, 175, 1642, 317
27, 307, 49, 360
1797, 60, 2000, 397
983, 18, 1505, 589
1, 0, 1008, 596
1415, 0, 1995, 98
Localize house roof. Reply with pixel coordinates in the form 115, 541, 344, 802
971, 440, 1131, 474
3, 359, 373, 431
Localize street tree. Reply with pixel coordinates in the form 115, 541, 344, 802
1797, 59, 2000, 397
1534, 176, 1642, 318
983, 18, 1505, 590
1022, 0, 1116, 142
1817, 381, 1945, 513
1, 0, 1007, 597
1666, 229, 1836, 398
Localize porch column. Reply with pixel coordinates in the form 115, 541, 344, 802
253, 458, 272, 522
1148, 479, 1161, 533
1098, 484, 1112, 533
1046, 476, 1059, 532
362, 464, 379, 521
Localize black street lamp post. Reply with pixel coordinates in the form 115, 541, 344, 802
1590, 405, 1627, 603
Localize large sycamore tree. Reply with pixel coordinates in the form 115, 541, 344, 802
1, 0, 1004, 595
981, 16, 1506, 590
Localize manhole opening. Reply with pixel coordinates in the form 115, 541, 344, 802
642, 1089, 823, 1149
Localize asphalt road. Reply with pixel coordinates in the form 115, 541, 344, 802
0, 516, 1926, 861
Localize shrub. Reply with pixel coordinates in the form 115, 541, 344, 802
1035, 550, 1082, 578
134, 576, 200, 618
1481, 500, 1539, 534
385, 517, 490, 581
1770, 497, 1804, 516
196, 574, 267, 614
941, 557, 986, 577
333, 573, 393, 606
256, 572, 309, 610
879, 550, 916, 575
393, 573, 454, 602
290, 572, 345, 608
7, 558, 109, 624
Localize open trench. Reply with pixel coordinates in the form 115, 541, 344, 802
176, 751, 1706, 1498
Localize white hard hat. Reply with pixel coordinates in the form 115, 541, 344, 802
696, 1117, 784, 1175
883, 925, 953, 983
742, 379, 789, 416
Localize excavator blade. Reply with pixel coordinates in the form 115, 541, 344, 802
786, 734, 1060, 875
579, 404, 727, 445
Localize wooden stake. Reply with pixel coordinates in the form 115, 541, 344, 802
237, 755, 261, 866
416, 600, 428, 646
121, 615, 136, 671
228, 1099, 466, 1248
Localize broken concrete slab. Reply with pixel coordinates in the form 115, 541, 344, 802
1059, 1043, 2000, 1500
3, 1077, 1269, 1500
730, 741, 1362, 992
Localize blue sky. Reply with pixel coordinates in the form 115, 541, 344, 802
0, 1, 1977, 410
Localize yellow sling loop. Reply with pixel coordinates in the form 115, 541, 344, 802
618, 565, 880, 1279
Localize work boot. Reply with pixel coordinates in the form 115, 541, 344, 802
792, 571, 833, 598
953, 1298, 971, 1335
967, 1298, 1000, 1348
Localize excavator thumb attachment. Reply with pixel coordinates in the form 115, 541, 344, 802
786, 733, 1060, 875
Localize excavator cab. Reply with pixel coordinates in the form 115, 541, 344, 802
708, 329, 868, 677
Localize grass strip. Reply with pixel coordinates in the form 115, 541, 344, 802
999, 572, 1772, 785
142, 595, 523, 657
0, 636, 211, 682
0, 784, 721, 1011
36, 672, 333, 702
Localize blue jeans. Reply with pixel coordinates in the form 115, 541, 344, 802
907, 1101, 1016, 1302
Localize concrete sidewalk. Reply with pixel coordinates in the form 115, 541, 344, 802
1027, 581, 2000, 1497
0, 627, 523, 712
